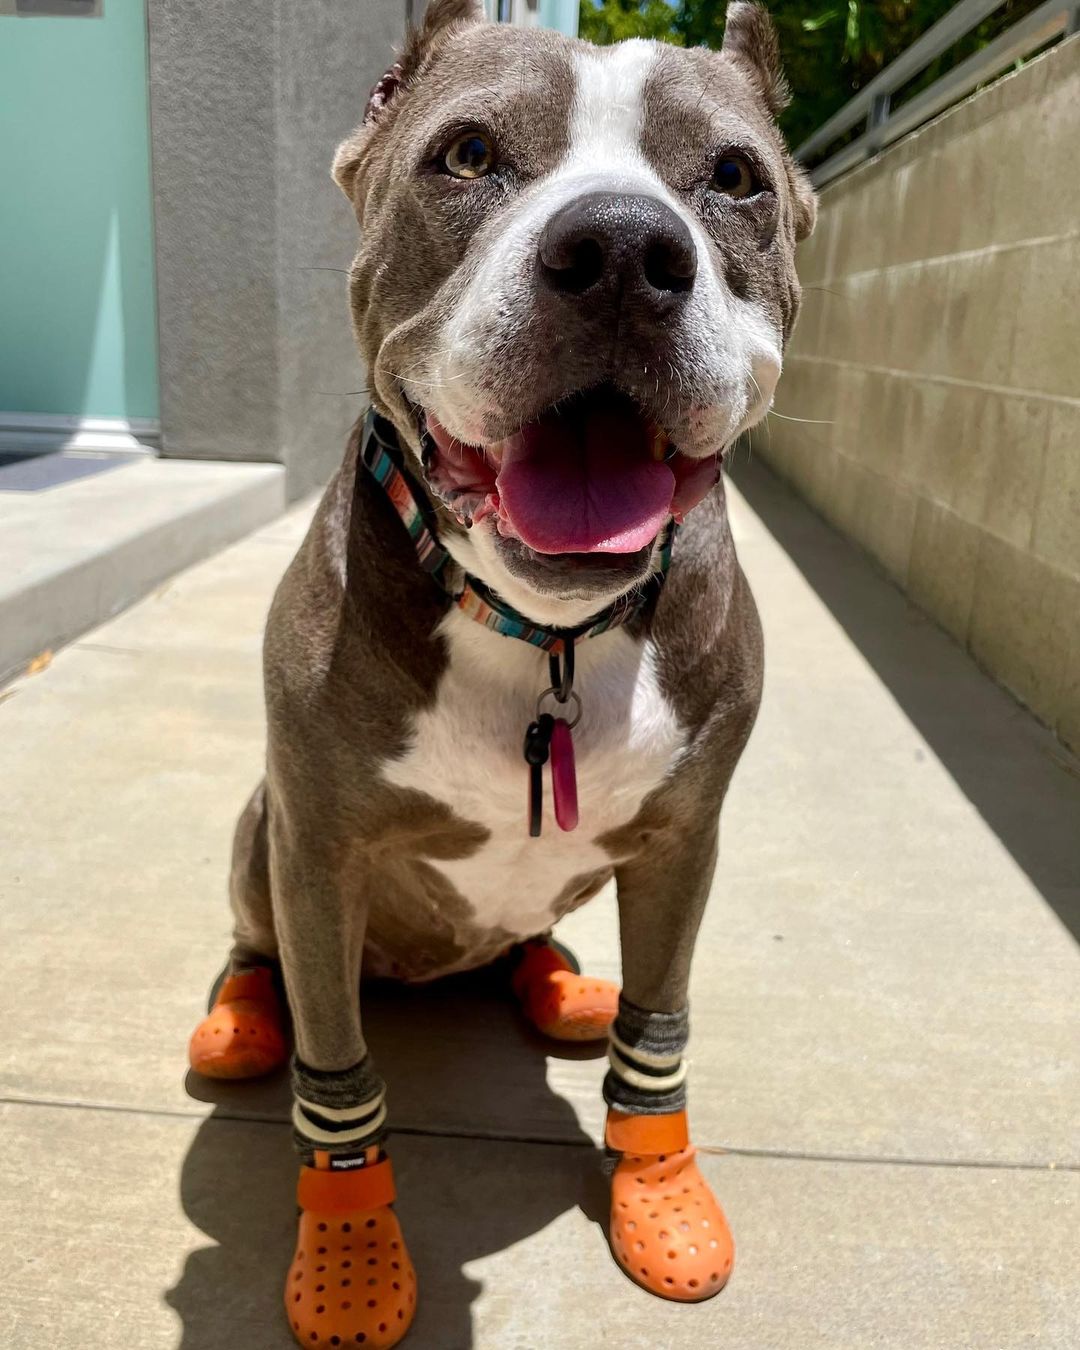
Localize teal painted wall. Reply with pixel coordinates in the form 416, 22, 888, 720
539, 0, 578, 36
0, 4, 159, 421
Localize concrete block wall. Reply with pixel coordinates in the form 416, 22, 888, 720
147, 1, 404, 500
765, 37, 1080, 749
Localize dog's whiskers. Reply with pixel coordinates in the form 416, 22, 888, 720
767, 410, 834, 425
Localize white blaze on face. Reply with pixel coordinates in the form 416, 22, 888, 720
566, 39, 662, 182
411, 38, 783, 456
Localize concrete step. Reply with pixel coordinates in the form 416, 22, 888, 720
0, 452, 285, 684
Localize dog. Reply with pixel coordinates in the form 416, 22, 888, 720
188, 3, 815, 1345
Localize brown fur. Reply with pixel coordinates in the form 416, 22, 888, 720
721, 0, 791, 115
218, 3, 811, 1075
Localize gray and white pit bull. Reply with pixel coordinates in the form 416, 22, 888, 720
190, 2, 815, 1342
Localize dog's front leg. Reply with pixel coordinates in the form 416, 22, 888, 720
603, 818, 735, 1303
271, 824, 417, 1350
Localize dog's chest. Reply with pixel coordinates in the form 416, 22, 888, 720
381, 613, 685, 939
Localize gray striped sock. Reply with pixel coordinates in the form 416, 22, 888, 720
292, 1055, 388, 1161
603, 997, 689, 1117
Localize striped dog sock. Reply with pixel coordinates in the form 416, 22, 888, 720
292, 1055, 388, 1164
603, 996, 689, 1117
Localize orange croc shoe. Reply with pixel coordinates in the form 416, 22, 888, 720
511, 940, 619, 1042
286, 1151, 417, 1350
188, 965, 288, 1080
606, 1109, 734, 1302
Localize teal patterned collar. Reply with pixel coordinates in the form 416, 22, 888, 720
360, 408, 676, 655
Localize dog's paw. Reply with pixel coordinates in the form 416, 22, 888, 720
188, 966, 288, 1080
606, 1110, 734, 1302
286, 1159, 417, 1349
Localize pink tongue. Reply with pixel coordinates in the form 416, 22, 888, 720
496, 403, 675, 555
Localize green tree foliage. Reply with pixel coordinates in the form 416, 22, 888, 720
579, 0, 685, 41
579, 0, 1046, 151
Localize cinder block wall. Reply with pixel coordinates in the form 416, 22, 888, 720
765, 37, 1079, 750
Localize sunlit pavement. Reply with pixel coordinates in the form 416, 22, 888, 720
2, 458, 1077, 1349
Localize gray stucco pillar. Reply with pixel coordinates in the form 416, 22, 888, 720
147, 1, 404, 499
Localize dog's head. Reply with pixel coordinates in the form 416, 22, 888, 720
335, 0, 815, 623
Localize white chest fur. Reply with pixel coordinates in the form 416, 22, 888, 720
381, 610, 686, 940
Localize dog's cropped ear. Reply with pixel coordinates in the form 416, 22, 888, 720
721, 2, 790, 118
400, 0, 486, 82
333, 0, 486, 198
721, 4, 816, 240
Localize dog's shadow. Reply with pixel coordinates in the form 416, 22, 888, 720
167, 965, 608, 1350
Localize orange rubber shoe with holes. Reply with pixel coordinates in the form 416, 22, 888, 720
286, 1150, 416, 1350
606, 1108, 734, 1302
511, 941, 619, 1042
188, 965, 288, 1080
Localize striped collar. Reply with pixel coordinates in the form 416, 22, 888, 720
359, 408, 674, 654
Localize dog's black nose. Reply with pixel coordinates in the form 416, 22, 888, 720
538, 191, 697, 303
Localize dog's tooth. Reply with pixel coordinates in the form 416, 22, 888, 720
651, 429, 669, 462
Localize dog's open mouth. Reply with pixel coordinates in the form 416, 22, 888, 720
423, 386, 719, 556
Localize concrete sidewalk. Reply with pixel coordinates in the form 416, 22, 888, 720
2, 459, 1077, 1349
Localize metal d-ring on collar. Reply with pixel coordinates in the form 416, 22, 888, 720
548, 635, 575, 703
536, 685, 582, 729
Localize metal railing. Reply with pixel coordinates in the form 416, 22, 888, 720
796, 0, 1080, 186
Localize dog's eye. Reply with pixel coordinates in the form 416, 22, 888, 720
442, 130, 495, 180
711, 154, 757, 199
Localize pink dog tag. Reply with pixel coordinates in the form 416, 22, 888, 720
550, 717, 579, 832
